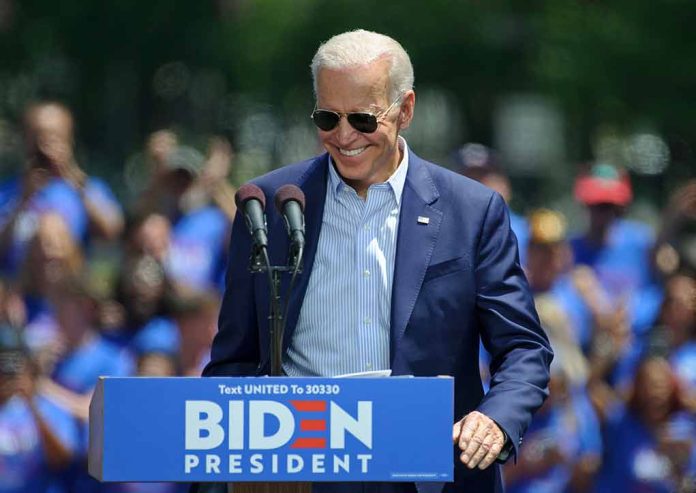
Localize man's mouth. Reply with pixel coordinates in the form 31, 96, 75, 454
338, 146, 367, 157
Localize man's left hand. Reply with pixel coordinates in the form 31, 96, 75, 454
452, 411, 506, 470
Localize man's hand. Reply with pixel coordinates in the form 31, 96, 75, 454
453, 411, 506, 470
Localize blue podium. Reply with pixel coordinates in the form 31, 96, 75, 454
89, 376, 453, 487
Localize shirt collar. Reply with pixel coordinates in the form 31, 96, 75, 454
328, 136, 410, 206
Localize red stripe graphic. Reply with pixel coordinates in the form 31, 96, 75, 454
290, 400, 326, 412
300, 419, 326, 431
291, 438, 326, 449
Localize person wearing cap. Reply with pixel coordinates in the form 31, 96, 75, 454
204, 29, 552, 493
570, 163, 662, 337
0, 325, 79, 493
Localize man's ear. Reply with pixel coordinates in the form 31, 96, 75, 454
398, 90, 416, 131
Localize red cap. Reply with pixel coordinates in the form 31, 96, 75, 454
574, 163, 632, 206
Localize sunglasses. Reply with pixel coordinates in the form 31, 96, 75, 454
310, 95, 403, 134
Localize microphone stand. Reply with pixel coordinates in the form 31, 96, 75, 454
249, 244, 302, 376
190, 246, 304, 493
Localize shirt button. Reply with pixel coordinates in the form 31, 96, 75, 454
364, 224, 371, 231
366, 362, 373, 369
362, 269, 370, 277
363, 317, 372, 325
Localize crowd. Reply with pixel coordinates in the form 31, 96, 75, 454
460, 149, 696, 492
0, 100, 694, 493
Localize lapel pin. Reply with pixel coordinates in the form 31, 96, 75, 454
417, 216, 430, 225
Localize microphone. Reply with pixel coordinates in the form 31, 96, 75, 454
235, 183, 268, 250
274, 185, 305, 252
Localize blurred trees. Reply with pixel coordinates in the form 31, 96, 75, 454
0, 0, 693, 205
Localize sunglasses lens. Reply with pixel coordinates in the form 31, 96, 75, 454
311, 110, 340, 131
347, 113, 378, 133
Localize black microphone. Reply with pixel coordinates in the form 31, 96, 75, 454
274, 184, 305, 252
235, 183, 268, 250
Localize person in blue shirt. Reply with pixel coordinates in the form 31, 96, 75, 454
0, 101, 123, 278
570, 163, 662, 337
132, 136, 236, 295
596, 355, 696, 493
0, 325, 78, 493
504, 345, 602, 493
654, 273, 696, 394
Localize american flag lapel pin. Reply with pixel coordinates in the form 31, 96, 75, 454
417, 216, 430, 225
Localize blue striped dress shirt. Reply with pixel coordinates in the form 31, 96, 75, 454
283, 138, 410, 376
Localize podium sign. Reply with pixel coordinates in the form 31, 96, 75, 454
89, 377, 453, 483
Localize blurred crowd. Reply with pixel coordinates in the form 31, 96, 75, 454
0, 101, 236, 493
461, 146, 696, 493
0, 102, 695, 493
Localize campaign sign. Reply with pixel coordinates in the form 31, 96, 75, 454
89, 376, 453, 483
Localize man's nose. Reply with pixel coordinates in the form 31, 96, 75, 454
335, 116, 358, 143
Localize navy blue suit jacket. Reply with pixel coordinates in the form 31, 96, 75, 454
205, 151, 553, 492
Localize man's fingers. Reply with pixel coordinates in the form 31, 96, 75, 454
459, 426, 485, 467
455, 412, 506, 470
452, 420, 463, 443
477, 435, 504, 470
457, 416, 479, 449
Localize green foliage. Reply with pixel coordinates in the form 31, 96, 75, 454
0, 0, 693, 202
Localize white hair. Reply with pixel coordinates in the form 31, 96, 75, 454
311, 29, 414, 102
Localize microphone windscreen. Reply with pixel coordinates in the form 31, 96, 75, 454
274, 184, 306, 213
235, 183, 266, 209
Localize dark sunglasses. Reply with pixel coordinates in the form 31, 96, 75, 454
310, 95, 402, 134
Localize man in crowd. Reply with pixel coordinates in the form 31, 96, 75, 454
204, 29, 552, 493
0, 101, 123, 277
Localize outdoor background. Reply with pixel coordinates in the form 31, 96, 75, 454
0, 0, 693, 223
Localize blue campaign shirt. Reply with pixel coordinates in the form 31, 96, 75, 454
165, 205, 230, 293
506, 391, 602, 493
570, 218, 662, 335
596, 408, 696, 493
0, 395, 79, 493
284, 138, 409, 377
0, 175, 122, 277
51, 334, 131, 394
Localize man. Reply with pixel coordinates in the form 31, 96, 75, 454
0, 101, 124, 277
205, 30, 552, 493
570, 163, 661, 337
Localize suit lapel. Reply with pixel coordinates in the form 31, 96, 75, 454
282, 154, 329, 350
390, 152, 442, 364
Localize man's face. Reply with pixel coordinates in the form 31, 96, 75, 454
24, 105, 74, 170
315, 58, 414, 196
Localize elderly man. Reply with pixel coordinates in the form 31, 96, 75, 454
205, 29, 552, 493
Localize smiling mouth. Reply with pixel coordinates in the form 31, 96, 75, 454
338, 146, 367, 157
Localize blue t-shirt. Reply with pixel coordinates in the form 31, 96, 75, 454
0, 395, 79, 493
570, 219, 662, 335
51, 335, 131, 394
0, 175, 122, 277
596, 408, 696, 493
165, 205, 230, 293
507, 391, 602, 493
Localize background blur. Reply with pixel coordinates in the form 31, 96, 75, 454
0, 0, 693, 219
0, 2, 695, 493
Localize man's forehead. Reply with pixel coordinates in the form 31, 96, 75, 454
316, 63, 391, 105
28, 105, 73, 130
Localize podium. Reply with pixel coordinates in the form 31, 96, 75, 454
89, 376, 453, 491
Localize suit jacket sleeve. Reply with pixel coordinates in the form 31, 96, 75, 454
203, 211, 261, 377
474, 192, 553, 461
